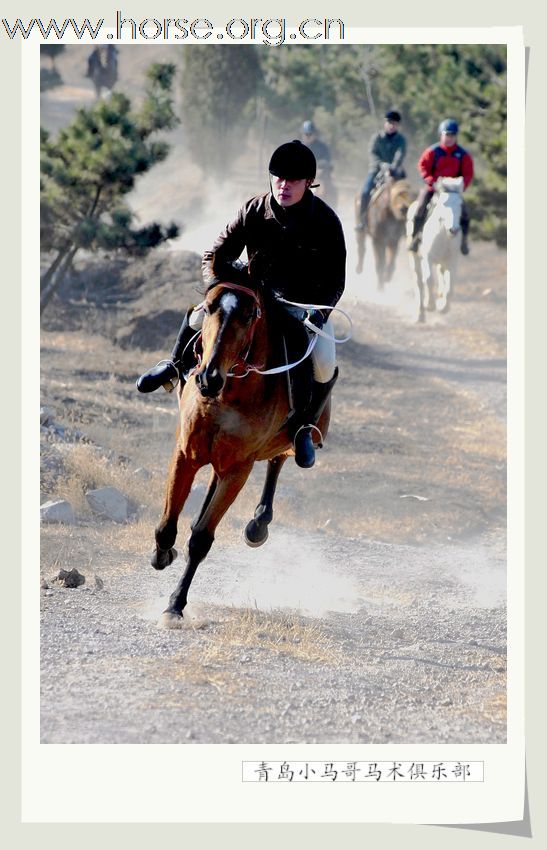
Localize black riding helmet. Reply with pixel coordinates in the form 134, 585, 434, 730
385, 109, 401, 122
269, 140, 316, 181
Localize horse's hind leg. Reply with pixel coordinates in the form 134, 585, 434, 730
244, 454, 288, 547
153, 448, 199, 571
160, 460, 254, 626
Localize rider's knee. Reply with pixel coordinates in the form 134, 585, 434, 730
189, 305, 205, 330
311, 320, 336, 383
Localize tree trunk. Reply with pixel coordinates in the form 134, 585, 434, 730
40, 244, 79, 314
41, 246, 70, 290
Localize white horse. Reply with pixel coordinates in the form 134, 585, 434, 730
407, 177, 464, 322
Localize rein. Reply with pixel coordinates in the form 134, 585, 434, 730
194, 284, 353, 380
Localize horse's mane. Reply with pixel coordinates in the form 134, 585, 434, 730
391, 179, 414, 202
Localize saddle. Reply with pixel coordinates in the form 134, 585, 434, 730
267, 296, 313, 414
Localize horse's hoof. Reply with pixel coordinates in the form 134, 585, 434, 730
243, 519, 269, 548
436, 298, 450, 314
151, 547, 178, 571
157, 611, 184, 629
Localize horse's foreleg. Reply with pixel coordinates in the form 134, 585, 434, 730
373, 241, 386, 289
408, 249, 425, 322
153, 448, 198, 571
190, 469, 219, 531
436, 266, 453, 313
161, 461, 254, 624
421, 257, 435, 312
244, 454, 288, 547
385, 240, 398, 283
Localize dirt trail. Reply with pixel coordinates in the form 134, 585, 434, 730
40, 230, 507, 745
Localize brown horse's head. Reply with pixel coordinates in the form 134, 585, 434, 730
195, 283, 262, 398
389, 180, 416, 221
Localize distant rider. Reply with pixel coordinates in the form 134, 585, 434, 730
301, 120, 336, 205
408, 118, 474, 255
357, 109, 406, 230
85, 47, 103, 78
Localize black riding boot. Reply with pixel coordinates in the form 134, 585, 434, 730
460, 205, 470, 255
356, 191, 371, 232
136, 308, 197, 394
293, 368, 339, 469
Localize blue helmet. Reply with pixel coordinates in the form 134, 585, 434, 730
439, 118, 459, 135
302, 120, 316, 135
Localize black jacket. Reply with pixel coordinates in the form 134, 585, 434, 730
202, 190, 346, 309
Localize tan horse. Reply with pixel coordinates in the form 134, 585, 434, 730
355, 174, 416, 287
152, 282, 333, 628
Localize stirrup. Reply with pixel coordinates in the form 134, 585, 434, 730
293, 424, 324, 469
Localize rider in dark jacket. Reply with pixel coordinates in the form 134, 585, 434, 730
301, 120, 332, 168
137, 140, 346, 469
357, 109, 407, 229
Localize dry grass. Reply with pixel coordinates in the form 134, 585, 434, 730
45, 443, 165, 516
97, 608, 344, 699
210, 607, 343, 665
40, 529, 86, 579
481, 691, 507, 724
452, 685, 507, 728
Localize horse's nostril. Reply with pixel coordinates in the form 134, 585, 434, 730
196, 367, 224, 398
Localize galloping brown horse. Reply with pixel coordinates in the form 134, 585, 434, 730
152, 282, 333, 628
355, 174, 415, 287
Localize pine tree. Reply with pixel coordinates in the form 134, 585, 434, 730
180, 46, 261, 175
255, 44, 507, 245
40, 63, 180, 313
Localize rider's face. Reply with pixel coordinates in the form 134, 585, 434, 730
441, 131, 457, 146
384, 120, 399, 134
270, 175, 310, 207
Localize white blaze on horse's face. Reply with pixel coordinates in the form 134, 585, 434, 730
220, 292, 238, 314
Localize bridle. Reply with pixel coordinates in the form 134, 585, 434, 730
192, 283, 352, 381
194, 282, 264, 378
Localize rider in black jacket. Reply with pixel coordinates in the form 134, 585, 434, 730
137, 140, 346, 468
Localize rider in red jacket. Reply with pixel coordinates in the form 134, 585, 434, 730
409, 118, 474, 254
